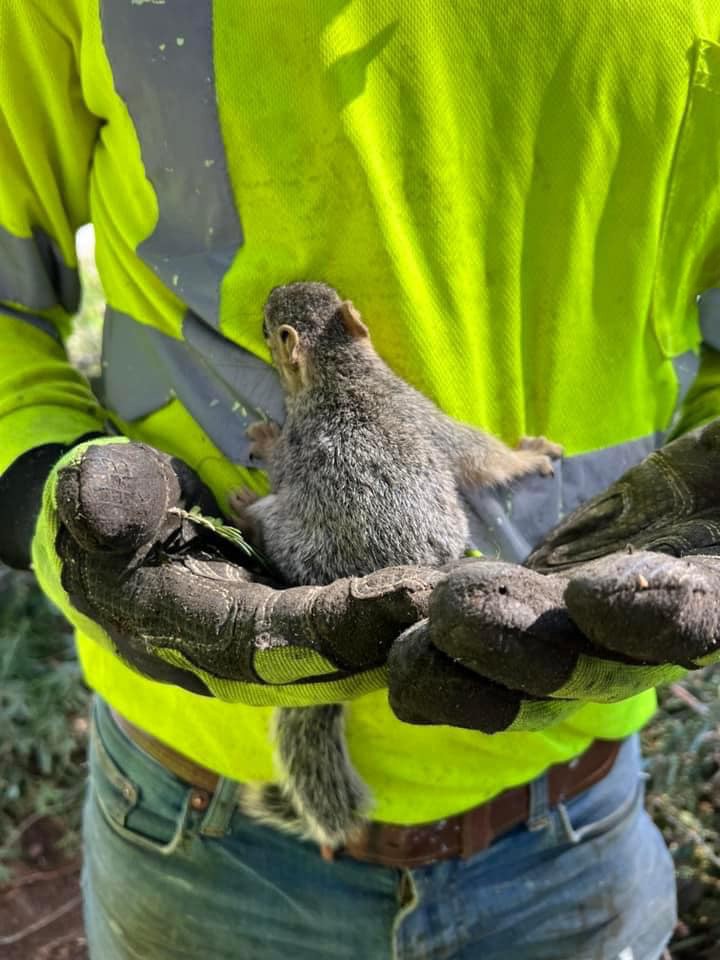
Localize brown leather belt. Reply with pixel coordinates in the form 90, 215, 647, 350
111, 709, 622, 869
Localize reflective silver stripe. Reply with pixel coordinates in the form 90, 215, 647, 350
99, 308, 284, 465
100, 0, 243, 328
665, 349, 701, 436
0, 304, 62, 345
0, 225, 80, 314
463, 433, 663, 562
698, 288, 720, 349
100, 309, 698, 554
672, 350, 700, 407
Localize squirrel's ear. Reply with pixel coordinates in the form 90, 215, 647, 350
277, 324, 301, 366
339, 301, 369, 339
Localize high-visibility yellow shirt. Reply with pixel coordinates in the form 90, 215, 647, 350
3, 0, 720, 822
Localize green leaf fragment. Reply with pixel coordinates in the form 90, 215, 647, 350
171, 506, 269, 568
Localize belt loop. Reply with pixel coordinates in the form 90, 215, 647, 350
199, 778, 240, 837
527, 772, 551, 832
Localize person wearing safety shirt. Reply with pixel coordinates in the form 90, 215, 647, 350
4, 2, 720, 958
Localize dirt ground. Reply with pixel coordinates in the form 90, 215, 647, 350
1, 861, 86, 960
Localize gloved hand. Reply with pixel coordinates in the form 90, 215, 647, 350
30, 439, 446, 706
388, 420, 720, 732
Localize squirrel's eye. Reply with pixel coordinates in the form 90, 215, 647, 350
280, 328, 290, 342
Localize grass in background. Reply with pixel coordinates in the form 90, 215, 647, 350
643, 670, 720, 953
0, 571, 88, 882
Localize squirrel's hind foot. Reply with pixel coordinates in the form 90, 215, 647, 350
516, 435, 564, 459
514, 436, 564, 477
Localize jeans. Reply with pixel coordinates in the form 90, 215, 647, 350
83, 697, 677, 960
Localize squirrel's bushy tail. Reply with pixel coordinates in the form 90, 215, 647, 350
239, 704, 370, 848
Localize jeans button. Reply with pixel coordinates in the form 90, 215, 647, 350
190, 789, 210, 812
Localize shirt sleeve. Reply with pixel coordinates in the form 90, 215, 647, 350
0, 0, 106, 477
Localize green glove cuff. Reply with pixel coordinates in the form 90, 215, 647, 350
156, 647, 388, 705
550, 653, 686, 702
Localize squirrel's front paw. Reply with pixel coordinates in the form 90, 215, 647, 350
247, 420, 281, 461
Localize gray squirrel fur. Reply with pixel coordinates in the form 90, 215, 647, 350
230, 281, 561, 850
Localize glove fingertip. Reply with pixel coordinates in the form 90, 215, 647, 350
564, 552, 720, 663
56, 442, 178, 553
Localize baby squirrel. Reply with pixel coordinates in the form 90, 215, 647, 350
230, 281, 562, 854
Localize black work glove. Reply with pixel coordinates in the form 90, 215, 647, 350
388, 421, 720, 732
28, 439, 445, 705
